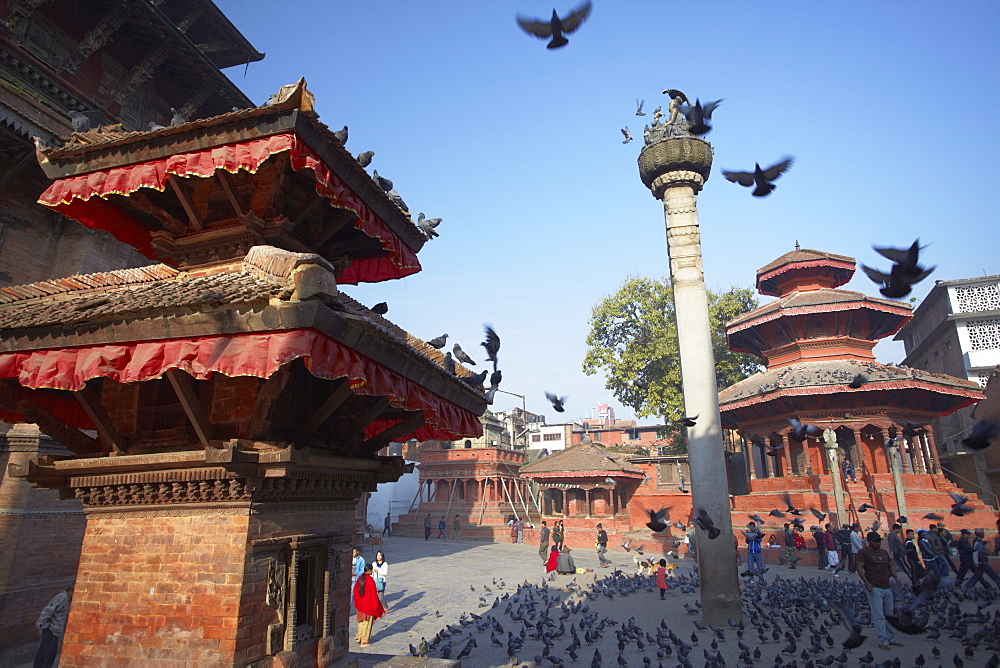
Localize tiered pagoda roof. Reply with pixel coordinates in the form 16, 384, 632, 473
521, 439, 644, 479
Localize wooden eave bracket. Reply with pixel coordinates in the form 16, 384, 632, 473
343, 396, 391, 443
165, 369, 215, 449
73, 382, 127, 455
0, 380, 103, 456
361, 411, 425, 453
296, 377, 352, 443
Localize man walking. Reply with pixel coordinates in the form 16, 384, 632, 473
538, 520, 551, 563
33, 585, 72, 668
437, 516, 446, 541
965, 528, 1000, 591
849, 524, 864, 573
424, 513, 432, 541
887, 523, 907, 579
596, 523, 611, 568
514, 518, 524, 544
834, 524, 853, 574
812, 525, 827, 570
953, 529, 975, 586
382, 512, 392, 537
855, 531, 901, 650
452, 514, 461, 541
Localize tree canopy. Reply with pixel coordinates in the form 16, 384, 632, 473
582, 277, 762, 426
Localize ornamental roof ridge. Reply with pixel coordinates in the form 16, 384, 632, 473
727, 288, 912, 331
757, 248, 855, 276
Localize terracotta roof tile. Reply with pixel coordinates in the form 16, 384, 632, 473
727, 289, 910, 330
718, 359, 983, 407
757, 248, 855, 276
520, 441, 643, 476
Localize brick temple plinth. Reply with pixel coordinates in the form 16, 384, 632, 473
3, 81, 484, 666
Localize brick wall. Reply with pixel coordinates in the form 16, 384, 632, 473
61, 509, 252, 666
0, 425, 85, 666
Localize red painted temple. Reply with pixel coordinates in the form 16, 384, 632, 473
718, 248, 988, 541
1, 81, 483, 666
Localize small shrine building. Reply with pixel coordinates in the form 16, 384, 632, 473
718, 248, 988, 536
1, 82, 484, 667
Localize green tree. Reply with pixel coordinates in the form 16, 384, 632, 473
582, 277, 761, 433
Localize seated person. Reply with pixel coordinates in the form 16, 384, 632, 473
556, 546, 576, 574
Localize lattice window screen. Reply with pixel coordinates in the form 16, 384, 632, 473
977, 371, 991, 388
967, 318, 1000, 350
955, 283, 1000, 313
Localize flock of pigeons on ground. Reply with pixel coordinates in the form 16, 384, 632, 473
404, 560, 1000, 667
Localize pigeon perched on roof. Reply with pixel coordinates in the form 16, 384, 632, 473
68, 110, 91, 133
516, 1, 592, 49
461, 370, 489, 389
356, 150, 374, 167
371, 302, 388, 315
170, 107, 187, 126
148, 121, 166, 131
722, 157, 794, 198
427, 334, 448, 349
333, 125, 348, 144
453, 343, 476, 366
489, 369, 502, 388
442, 352, 455, 375
372, 170, 393, 192
417, 213, 441, 240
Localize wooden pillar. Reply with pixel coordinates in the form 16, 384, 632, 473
802, 438, 813, 475
585, 489, 592, 518
560, 489, 567, 516
781, 435, 794, 477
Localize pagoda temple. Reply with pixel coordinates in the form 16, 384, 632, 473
718, 247, 988, 538
1, 81, 484, 667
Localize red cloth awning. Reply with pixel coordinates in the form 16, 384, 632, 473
37, 133, 421, 285
0, 330, 481, 442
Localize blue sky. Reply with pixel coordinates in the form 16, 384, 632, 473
216, 1, 1000, 425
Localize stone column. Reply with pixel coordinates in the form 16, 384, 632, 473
638, 135, 741, 624
885, 436, 909, 526
824, 428, 847, 527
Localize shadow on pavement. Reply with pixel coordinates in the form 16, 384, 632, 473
383, 591, 424, 610
378, 613, 424, 637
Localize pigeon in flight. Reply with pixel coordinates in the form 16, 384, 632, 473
922, 512, 944, 520
453, 343, 476, 366
356, 150, 374, 168
748, 514, 767, 526
949, 492, 974, 516
621, 127, 632, 144
694, 508, 721, 539
170, 107, 187, 126
516, 1, 592, 49
545, 392, 567, 412
68, 110, 91, 133
896, 421, 929, 439
635, 99, 645, 116
830, 600, 866, 649
417, 213, 442, 240
963, 420, 999, 450
371, 302, 388, 315
481, 325, 500, 371
427, 334, 448, 349
782, 494, 802, 515
674, 415, 698, 428
722, 157, 794, 197
860, 239, 934, 299
646, 508, 669, 533
788, 418, 822, 442
677, 98, 723, 136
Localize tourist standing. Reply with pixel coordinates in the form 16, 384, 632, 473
423, 513, 431, 541
596, 523, 611, 568
538, 520, 551, 563
351, 547, 365, 593
655, 559, 669, 599
823, 524, 839, 571
744, 522, 764, 576
382, 512, 392, 537
353, 563, 385, 647
686, 523, 697, 561
887, 524, 907, 579
514, 518, 524, 544
553, 520, 564, 550
905, 528, 925, 581
834, 524, 853, 573
33, 586, 72, 668
452, 514, 461, 541
848, 524, 864, 573
855, 531, 901, 650
812, 525, 827, 570
783, 524, 796, 569
372, 550, 389, 612
437, 516, 446, 541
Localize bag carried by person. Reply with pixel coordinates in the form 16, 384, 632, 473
375, 576, 386, 592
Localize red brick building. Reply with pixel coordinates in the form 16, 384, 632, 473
1, 82, 484, 666
0, 2, 263, 663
